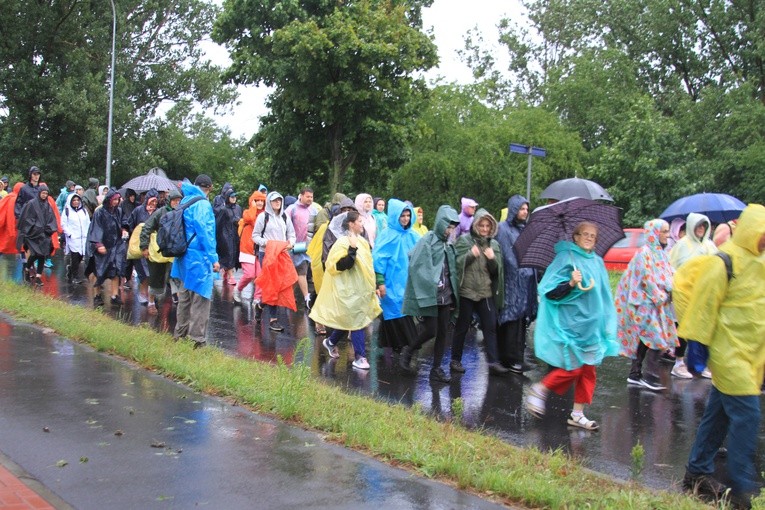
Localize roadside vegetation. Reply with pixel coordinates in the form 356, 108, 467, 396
0, 280, 722, 509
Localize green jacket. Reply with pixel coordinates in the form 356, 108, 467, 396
454, 208, 504, 309
402, 205, 460, 318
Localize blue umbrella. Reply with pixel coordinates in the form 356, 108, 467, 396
659, 192, 746, 223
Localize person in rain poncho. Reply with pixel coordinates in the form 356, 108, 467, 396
85, 188, 127, 305
616, 219, 678, 391
0, 183, 25, 255
214, 186, 242, 284
680, 204, 765, 508
126, 188, 159, 304
371, 197, 387, 235
16, 184, 58, 284
372, 199, 421, 354
669, 212, 717, 379
411, 206, 428, 236
451, 208, 507, 376
354, 193, 377, 247
400, 205, 461, 383
525, 221, 618, 431
171, 176, 219, 346
452, 196, 478, 239
62, 193, 91, 283
312, 210, 381, 370
252, 191, 295, 332
234, 190, 266, 310
496, 195, 538, 374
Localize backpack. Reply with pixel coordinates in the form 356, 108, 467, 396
156, 196, 205, 257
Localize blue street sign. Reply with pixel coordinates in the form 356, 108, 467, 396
509, 142, 547, 202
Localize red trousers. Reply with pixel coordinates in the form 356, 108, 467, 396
541, 365, 597, 405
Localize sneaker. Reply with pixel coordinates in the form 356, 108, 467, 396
269, 320, 284, 332
430, 367, 451, 383
639, 377, 667, 391
627, 376, 642, 386
322, 338, 339, 359
44, 258, 53, 268
488, 362, 510, 375
110, 295, 123, 305
352, 357, 370, 370
701, 368, 712, 379
507, 363, 527, 374
671, 361, 694, 379
682, 471, 728, 499
449, 359, 466, 373
233, 288, 241, 304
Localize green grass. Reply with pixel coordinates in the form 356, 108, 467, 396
0, 280, 716, 509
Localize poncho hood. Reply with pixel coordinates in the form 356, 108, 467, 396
433, 205, 459, 241
506, 195, 528, 227
470, 208, 498, 239
732, 203, 765, 255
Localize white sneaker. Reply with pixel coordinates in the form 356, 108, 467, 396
352, 357, 370, 370
233, 288, 241, 304
701, 368, 712, 379
671, 361, 693, 379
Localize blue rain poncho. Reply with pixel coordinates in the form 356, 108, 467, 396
534, 240, 618, 370
372, 199, 420, 320
170, 181, 218, 299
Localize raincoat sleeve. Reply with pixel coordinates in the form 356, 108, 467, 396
677, 257, 727, 346
405, 238, 437, 308
187, 201, 218, 265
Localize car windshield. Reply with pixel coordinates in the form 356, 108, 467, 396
611, 231, 647, 248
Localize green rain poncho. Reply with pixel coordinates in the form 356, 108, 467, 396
677, 204, 765, 396
534, 240, 618, 370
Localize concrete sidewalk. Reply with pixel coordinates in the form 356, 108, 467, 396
0, 314, 507, 509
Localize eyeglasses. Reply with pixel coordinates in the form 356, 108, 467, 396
576, 232, 597, 239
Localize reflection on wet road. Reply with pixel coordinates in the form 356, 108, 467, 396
4, 253, 763, 493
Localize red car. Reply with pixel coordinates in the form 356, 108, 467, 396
603, 228, 646, 271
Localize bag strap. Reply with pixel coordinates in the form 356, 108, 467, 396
715, 252, 734, 282
178, 195, 204, 211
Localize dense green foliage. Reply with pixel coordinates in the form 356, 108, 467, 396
213, 0, 438, 197
0, 0, 237, 187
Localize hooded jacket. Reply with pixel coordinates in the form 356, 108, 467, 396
402, 205, 460, 318
15, 166, 41, 219
678, 204, 765, 395
86, 188, 126, 284
355, 193, 377, 247
62, 193, 91, 255
669, 212, 717, 268
16, 186, 57, 257
454, 197, 477, 238
82, 178, 100, 216
496, 195, 538, 324
170, 181, 218, 299
127, 188, 159, 232
454, 208, 504, 307
215, 187, 243, 269
139, 186, 182, 254
372, 199, 420, 320
411, 207, 428, 236
314, 192, 347, 231
252, 191, 296, 253
0, 183, 24, 254
238, 190, 267, 263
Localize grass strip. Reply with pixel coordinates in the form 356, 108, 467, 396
0, 280, 713, 509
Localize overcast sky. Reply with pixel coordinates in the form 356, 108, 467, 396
200, 0, 520, 139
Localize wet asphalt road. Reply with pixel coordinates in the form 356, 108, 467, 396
3, 252, 763, 494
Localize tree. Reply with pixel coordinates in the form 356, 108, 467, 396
0, 0, 235, 187
213, 0, 438, 195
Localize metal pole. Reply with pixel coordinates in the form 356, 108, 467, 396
105, 0, 116, 188
526, 151, 532, 201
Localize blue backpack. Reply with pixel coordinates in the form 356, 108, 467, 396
156, 196, 205, 257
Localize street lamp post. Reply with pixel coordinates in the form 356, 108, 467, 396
105, 0, 116, 187
509, 143, 547, 201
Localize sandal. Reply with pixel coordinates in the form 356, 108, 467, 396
567, 413, 599, 431
525, 384, 547, 418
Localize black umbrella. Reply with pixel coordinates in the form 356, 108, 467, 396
513, 198, 624, 270
120, 167, 177, 193
539, 177, 614, 202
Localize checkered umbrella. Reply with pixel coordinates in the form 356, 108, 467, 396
513, 198, 625, 270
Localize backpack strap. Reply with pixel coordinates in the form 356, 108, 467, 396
260, 213, 271, 238
715, 252, 734, 282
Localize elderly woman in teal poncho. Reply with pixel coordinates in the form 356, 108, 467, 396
525, 221, 618, 431
372, 199, 421, 354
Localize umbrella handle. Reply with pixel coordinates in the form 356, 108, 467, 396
571, 263, 595, 292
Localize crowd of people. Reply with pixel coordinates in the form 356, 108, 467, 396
1, 166, 764, 508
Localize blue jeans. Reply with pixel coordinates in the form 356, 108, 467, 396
687, 386, 760, 495
327, 329, 366, 359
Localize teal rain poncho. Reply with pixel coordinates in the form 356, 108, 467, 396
372, 199, 420, 320
534, 240, 618, 370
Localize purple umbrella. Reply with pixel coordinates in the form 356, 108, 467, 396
514, 198, 625, 270
539, 177, 614, 202
659, 192, 745, 224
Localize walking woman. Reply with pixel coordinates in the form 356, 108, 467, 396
525, 221, 618, 430
62, 193, 91, 283
215, 187, 242, 284
311, 210, 381, 370
617, 219, 678, 391
17, 184, 58, 285
450, 208, 507, 376
234, 190, 266, 309
372, 199, 421, 355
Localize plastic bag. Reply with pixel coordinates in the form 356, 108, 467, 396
686, 340, 709, 374
126, 223, 144, 260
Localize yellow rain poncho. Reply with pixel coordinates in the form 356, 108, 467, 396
677, 204, 765, 395
309, 234, 382, 331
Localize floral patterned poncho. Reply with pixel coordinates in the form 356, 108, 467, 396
616, 219, 679, 356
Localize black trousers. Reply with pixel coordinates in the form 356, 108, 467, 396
411, 304, 452, 369
451, 297, 499, 364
